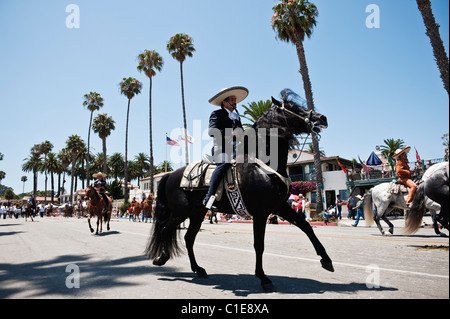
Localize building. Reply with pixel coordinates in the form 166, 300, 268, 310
287, 150, 358, 213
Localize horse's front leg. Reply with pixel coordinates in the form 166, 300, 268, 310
276, 203, 334, 272
253, 215, 275, 292
88, 212, 94, 233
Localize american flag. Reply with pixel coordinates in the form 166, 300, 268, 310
166, 136, 180, 146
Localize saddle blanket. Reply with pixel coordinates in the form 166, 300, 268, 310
180, 161, 216, 189
387, 181, 408, 194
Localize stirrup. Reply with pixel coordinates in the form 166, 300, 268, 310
204, 195, 216, 210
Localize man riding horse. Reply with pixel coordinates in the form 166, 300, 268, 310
203, 86, 248, 210
93, 172, 112, 211
393, 146, 417, 207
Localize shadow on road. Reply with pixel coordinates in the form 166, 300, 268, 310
0, 254, 175, 298
157, 272, 398, 297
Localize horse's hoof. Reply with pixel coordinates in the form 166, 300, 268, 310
262, 282, 276, 293
90, 228, 94, 233
439, 232, 448, 238
389, 228, 394, 235
195, 268, 208, 279
153, 256, 168, 266
321, 259, 335, 272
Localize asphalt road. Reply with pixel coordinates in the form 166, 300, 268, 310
0, 216, 448, 299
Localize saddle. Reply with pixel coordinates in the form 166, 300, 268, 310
180, 156, 292, 218
387, 180, 409, 194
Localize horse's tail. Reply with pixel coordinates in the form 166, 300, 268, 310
404, 183, 426, 235
144, 173, 181, 260
363, 190, 375, 226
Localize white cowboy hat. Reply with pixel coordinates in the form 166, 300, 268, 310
355, 195, 363, 200
92, 172, 107, 178
392, 146, 411, 159
208, 86, 249, 106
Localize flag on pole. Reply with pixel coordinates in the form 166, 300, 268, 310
358, 156, 371, 174
166, 136, 180, 146
415, 147, 422, 163
181, 132, 194, 144
336, 158, 348, 173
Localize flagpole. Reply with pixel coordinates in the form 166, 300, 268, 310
165, 133, 168, 173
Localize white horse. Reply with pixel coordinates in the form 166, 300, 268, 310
363, 182, 445, 236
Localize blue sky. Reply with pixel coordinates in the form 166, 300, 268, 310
0, 0, 448, 194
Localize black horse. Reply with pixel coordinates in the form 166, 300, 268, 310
145, 89, 334, 292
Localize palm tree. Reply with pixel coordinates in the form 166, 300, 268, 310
272, 0, 325, 212
0, 171, 5, 188
21, 176, 27, 194
108, 152, 124, 181
167, 33, 195, 165
57, 148, 71, 196
92, 113, 116, 174
134, 152, 150, 187
66, 135, 86, 203
22, 145, 42, 198
44, 152, 59, 204
380, 138, 406, 159
83, 91, 104, 186
241, 100, 273, 128
39, 140, 53, 204
416, 0, 449, 95
119, 77, 142, 204
137, 49, 164, 193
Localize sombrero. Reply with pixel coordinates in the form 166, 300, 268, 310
92, 172, 107, 178
209, 86, 249, 106
392, 146, 411, 159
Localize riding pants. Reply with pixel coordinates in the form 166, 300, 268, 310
400, 178, 417, 204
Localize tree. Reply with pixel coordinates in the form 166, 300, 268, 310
241, 100, 273, 128
108, 152, 124, 181
39, 140, 53, 204
272, 0, 325, 212
134, 153, 150, 187
380, 138, 406, 159
44, 152, 59, 204
137, 49, 164, 193
0, 171, 5, 188
66, 135, 86, 203
167, 33, 195, 165
57, 148, 71, 196
22, 145, 42, 198
416, 0, 449, 95
83, 92, 104, 187
119, 77, 142, 204
442, 133, 449, 160
92, 113, 116, 174
21, 176, 28, 194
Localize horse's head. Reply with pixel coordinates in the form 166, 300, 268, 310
270, 89, 328, 136
85, 185, 95, 198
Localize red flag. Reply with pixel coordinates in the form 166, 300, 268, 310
336, 158, 348, 173
415, 147, 421, 162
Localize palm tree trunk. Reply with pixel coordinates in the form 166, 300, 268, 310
149, 78, 155, 193
51, 172, 54, 204
86, 111, 93, 187
417, 0, 449, 95
102, 137, 107, 174
179, 62, 189, 166
295, 38, 325, 213
70, 159, 75, 203
124, 99, 131, 204
44, 154, 48, 205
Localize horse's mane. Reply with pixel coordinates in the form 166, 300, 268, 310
253, 89, 310, 145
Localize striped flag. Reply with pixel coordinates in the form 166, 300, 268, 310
336, 158, 348, 173
181, 132, 194, 144
166, 136, 180, 146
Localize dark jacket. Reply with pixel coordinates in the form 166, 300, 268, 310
208, 108, 243, 155
94, 179, 108, 193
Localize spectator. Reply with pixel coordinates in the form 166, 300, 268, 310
297, 194, 305, 215
335, 195, 345, 220
347, 195, 357, 220
304, 198, 311, 221
322, 205, 336, 223
352, 195, 365, 227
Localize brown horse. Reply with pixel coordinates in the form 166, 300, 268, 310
24, 203, 34, 222
142, 194, 154, 222
130, 202, 142, 222
85, 186, 112, 235
63, 204, 73, 218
